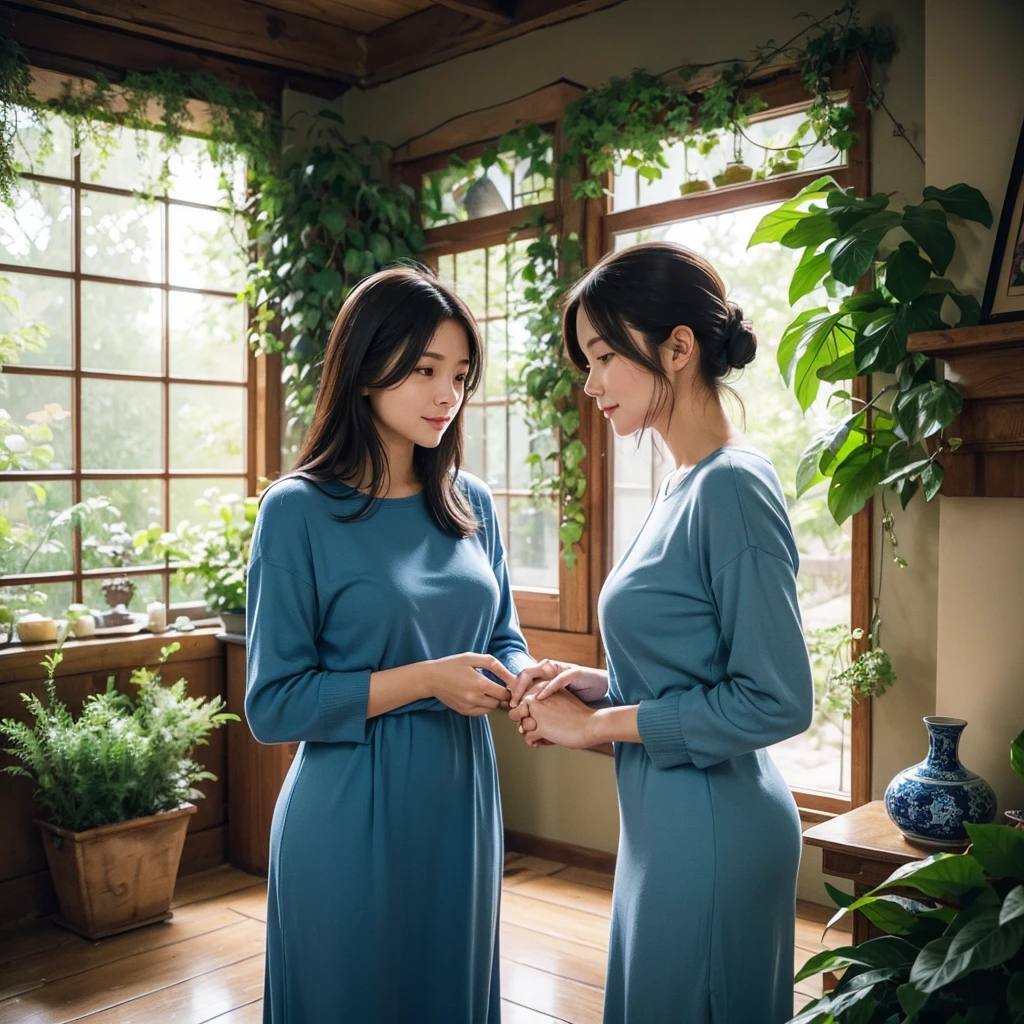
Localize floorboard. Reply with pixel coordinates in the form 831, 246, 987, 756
0, 859, 851, 1023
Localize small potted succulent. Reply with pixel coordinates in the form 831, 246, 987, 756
0, 639, 236, 938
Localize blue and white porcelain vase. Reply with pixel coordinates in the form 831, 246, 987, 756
884, 716, 997, 847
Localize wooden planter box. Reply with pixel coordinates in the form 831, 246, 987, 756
36, 803, 197, 939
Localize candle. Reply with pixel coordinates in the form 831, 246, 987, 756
147, 601, 167, 633
69, 613, 95, 638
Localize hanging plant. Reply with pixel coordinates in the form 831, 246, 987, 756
560, 2, 895, 200
508, 209, 586, 568
245, 112, 425, 453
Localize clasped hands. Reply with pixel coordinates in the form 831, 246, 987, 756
506, 659, 609, 750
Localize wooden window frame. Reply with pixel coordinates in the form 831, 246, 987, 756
0, 68, 279, 644
594, 62, 873, 811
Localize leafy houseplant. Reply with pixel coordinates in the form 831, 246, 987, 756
170, 488, 262, 634
0, 641, 236, 938
749, 174, 992, 712
791, 775, 1024, 1020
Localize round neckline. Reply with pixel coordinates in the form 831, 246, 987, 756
322, 479, 426, 506
660, 445, 758, 500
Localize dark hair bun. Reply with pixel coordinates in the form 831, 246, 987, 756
725, 302, 757, 370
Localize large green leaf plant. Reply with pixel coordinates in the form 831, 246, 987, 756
791, 733, 1024, 1022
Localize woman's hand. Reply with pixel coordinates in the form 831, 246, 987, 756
424, 654, 518, 717
508, 689, 597, 749
508, 659, 609, 709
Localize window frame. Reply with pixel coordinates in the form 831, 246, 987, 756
0, 67, 278, 631
594, 63, 873, 812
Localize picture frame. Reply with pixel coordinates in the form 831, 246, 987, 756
982, 115, 1024, 323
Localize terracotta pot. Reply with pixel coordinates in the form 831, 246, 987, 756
102, 577, 135, 609
36, 803, 196, 939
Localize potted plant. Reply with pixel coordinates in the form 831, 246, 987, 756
0, 639, 236, 938
713, 128, 754, 187
790, 735, 1024, 1022
171, 485, 264, 637
679, 133, 716, 196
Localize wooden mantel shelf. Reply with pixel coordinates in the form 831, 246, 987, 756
907, 321, 1024, 497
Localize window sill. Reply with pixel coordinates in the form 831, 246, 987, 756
0, 621, 225, 683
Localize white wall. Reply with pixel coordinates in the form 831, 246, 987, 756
926, 0, 1024, 816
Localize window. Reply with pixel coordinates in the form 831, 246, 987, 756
602, 84, 871, 808
436, 244, 560, 591
0, 107, 250, 625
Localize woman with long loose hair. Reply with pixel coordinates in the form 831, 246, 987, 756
246, 263, 536, 1022
509, 241, 813, 1023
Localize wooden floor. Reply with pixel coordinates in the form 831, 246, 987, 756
0, 854, 849, 1023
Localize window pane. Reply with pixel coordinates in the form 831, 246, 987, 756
170, 479, 245, 609
81, 282, 162, 374
13, 108, 73, 179
169, 383, 244, 471
509, 495, 558, 589
168, 206, 246, 291
452, 248, 487, 313
0, 479, 74, 577
485, 319, 508, 398
167, 137, 247, 208
611, 202, 853, 794
81, 379, 163, 470
508, 402, 551, 491
0, 272, 72, 368
484, 403, 506, 489
81, 125, 166, 193
0, 181, 73, 270
83, 573, 162, 617
486, 246, 508, 316
81, 191, 162, 282
80, 479, 165, 572
2, 374, 73, 471
169, 477, 246, 532
9, 582, 74, 626
462, 405, 484, 478
169, 291, 246, 381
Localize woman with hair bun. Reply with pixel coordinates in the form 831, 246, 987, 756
509, 241, 813, 1023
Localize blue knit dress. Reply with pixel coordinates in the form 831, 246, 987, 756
599, 447, 814, 1024
244, 470, 534, 1023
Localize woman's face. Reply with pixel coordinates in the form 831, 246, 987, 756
365, 318, 471, 452
576, 306, 663, 438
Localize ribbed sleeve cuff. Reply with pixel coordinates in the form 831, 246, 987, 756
504, 650, 536, 678
317, 669, 371, 744
637, 695, 693, 770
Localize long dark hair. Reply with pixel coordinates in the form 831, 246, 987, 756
275, 263, 484, 537
562, 241, 757, 432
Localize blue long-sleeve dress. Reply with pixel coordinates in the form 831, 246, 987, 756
244, 469, 534, 1024
598, 446, 814, 1024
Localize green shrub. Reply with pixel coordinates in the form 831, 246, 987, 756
0, 641, 237, 832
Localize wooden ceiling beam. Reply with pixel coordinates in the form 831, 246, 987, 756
9, 0, 368, 83
431, 0, 516, 27
4, 5, 352, 102
363, 0, 625, 85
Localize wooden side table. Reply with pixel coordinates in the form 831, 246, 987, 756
803, 800, 928, 944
